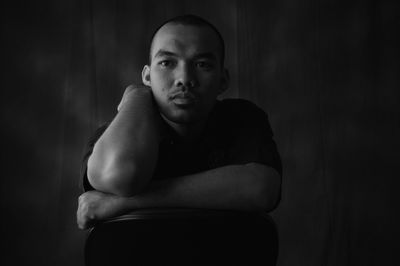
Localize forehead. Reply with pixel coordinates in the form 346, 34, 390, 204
151, 23, 221, 60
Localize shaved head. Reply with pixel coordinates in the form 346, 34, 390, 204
148, 15, 225, 68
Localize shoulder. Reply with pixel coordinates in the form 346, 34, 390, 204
217, 98, 266, 113
215, 98, 269, 123
217, 98, 260, 110
212, 98, 274, 138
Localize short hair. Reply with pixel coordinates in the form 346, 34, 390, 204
148, 14, 225, 67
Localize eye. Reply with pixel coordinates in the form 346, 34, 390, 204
158, 60, 175, 68
195, 61, 214, 70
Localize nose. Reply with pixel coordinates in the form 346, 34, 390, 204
174, 63, 197, 89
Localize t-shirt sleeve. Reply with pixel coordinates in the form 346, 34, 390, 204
80, 123, 109, 192
227, 101, 282, 176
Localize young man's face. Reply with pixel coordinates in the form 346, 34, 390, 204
142, 23, 228, 125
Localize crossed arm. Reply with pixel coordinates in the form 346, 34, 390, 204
77, 85, 281, 230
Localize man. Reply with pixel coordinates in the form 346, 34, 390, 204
77, 15, 282, 230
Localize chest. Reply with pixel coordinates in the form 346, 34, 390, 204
153, 133, 232, 179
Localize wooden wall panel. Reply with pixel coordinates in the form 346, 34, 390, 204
1, 0, 91, 265
235, 1, 332, 265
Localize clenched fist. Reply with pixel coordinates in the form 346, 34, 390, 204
77, 190, 129, 230
117, 83, 152, 112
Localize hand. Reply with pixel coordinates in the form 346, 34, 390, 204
77, 190, 128, 230
117, 83, 151, 112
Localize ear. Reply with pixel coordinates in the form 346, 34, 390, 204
142, 65, 151, 86
218, 68, 230, 95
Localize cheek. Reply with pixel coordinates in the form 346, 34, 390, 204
151, 71, 174, 92
200, 71, 220, 84
151, 68, 170, 82
201, 75, 221, 95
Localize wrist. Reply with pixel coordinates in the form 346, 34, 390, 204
120, 87, 153, 112
118, 84, 153, 112
125, 196, 142, 210
126, 84, 152, 97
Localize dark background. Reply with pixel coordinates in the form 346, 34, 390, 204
1, 0, 399, 265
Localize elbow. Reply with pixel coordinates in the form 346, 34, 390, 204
87, 155, 150, 197
254, 184, 281, 212
246, 163, 281, 212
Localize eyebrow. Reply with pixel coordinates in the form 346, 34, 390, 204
153, 49, 217, 61
193, 52, 217, 61
154, 49, 177, 59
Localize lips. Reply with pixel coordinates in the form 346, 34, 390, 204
173, 97, 195, 105
171, 92, 196, 106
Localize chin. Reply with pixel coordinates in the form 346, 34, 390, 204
158, 98, 214, 125
166, 113, 200, 124
163, 107, 204, 125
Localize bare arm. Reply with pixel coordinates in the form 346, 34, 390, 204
129, 163, 280, 210
77, 163, 281, 229
87, 85, 160, 196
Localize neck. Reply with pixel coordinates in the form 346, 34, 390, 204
161, 115, 207, 143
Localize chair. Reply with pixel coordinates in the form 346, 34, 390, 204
85, 208, 278, 266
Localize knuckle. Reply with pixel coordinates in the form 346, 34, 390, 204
125, 84, 137, 94
78, 193, 86, 202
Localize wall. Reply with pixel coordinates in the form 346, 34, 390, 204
1, 0, 399, 265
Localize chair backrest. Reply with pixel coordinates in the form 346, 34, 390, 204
85, 208, 278, 266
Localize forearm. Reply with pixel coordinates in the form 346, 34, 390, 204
77, 163, 281, 229
125, 163, 281, 212
87, 87, 159, 196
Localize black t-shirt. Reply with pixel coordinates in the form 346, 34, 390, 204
81, 98, 282, 191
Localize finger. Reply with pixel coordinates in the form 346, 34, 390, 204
77, 200, 83, 228
77, 199, 91, 230
117, 99, 124, 112
125, 83, 151, 94
77, 206, 86, 230
124, 84, 136, 94
118, 84, 150, 112
77, 213, 92, 230
117, 85, 136, 112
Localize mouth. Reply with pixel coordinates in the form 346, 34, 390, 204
173, 97, 195, 105
171, 92, 196, 107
